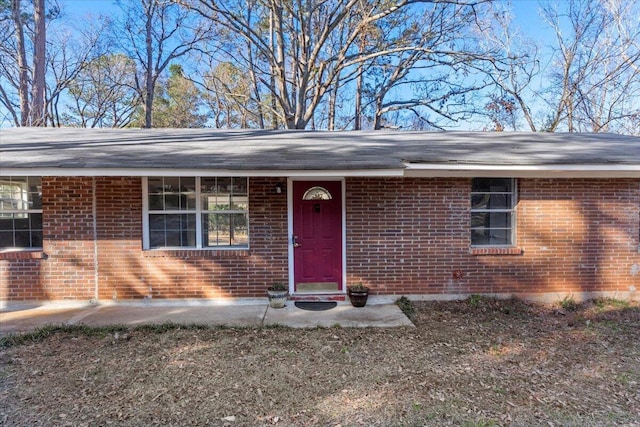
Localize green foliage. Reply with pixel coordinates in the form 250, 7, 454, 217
593, 297, 630, 310
0, 322, 214, 349
467, 294, 483, 307
269, 282, 287, 291
348, 282, 368, 292
0, 324, 127, 348
560, 295, 579, 312
396, 296, 416, 320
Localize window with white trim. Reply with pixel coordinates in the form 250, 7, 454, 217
0, 176, 43, 250
470, 178, 516, 246
145, 177, 248, 249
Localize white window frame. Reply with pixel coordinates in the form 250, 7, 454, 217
142, 176, 249, 250
0, 176, 43, 250
470, 178, 517, 247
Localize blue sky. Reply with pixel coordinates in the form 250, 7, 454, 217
3, 0, 566, 130
63, 0, 552, 37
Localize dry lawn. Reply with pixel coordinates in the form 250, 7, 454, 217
1, 297, 639, 426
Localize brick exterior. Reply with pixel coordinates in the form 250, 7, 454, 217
2, 176, 639, 302
345, 178, 640, 296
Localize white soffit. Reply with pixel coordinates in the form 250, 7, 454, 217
0, 168, 405, 178
403, 163, 640, 178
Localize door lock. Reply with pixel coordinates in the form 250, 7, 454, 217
292, 235, 302, 247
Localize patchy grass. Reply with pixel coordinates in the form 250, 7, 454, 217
1, 299, 639, 426
558, 294, 579, 312
395, 296, 416, 321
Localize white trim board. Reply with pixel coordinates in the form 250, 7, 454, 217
1, 168, 404, 178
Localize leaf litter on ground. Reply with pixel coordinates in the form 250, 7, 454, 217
0, 297, 639, 426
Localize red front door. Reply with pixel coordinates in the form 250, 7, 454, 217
292, 181, 343, 293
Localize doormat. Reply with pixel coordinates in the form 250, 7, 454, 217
294, 301, 338, 311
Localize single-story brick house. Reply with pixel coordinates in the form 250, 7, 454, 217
1, 128, 639, 306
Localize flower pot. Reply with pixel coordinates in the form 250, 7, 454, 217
267, 288, 288, 309
347, 287, 369, 307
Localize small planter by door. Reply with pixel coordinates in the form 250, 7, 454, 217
267, 287, 289, 309
347, 286, 369, 307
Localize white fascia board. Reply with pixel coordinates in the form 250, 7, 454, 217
403, 163, 640, 178
1, 168, 405, 177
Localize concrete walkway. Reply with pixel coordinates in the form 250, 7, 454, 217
0, 301, 413, 335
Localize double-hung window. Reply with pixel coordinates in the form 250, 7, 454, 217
0, 177, 43, 250
470, 178, 516, 246
145, 177, 248, 249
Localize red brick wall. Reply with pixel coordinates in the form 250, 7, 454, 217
1, 177, 97, 301
2, 176, 639, 301
94, 177, 288, 300
346, 178, 640, 296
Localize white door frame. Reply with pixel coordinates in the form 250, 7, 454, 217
287, 177, 347, 294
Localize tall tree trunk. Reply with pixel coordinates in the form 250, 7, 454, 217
12, 0, 30, 126
354, 63, 363, 130
269, 10, 278, 129
31, 0, 46, 126
373, 97, 383, 130
144, 0, 155, 128
328, 89, 336, 131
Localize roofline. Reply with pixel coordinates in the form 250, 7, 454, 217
403, 163, 640, 178
2, 164, 639, 179
0, 168, 405, 178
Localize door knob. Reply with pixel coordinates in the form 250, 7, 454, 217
292, 235, 302, 247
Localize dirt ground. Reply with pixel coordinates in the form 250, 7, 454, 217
1, 297, 639, 426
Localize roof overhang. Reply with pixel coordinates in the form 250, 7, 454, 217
0, 168, 405, 178
3, 164, 639, 178
2, 128, 639, 178
403, 163, 640, 178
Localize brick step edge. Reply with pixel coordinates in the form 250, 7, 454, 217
289, 294, 346, 302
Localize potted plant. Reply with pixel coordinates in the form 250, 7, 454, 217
347, 282, 369, 307
267, 282, 288, 308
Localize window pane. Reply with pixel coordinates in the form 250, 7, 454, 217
201, 177, 216, 194
14, 216, 30, 230
471, 194, 512, 210
471, 229, 511, 246
148, 177, 163, 194
28, 177, 42, 209
163, 177, 180, 191
14, 231, 31, 247
149, 214, 166, 230
149, 214, 196, 247
472, 178, 512, 192
149, 230, 165, 248
184, 193, 197, 210
303, 186, 332, 200
180, 178, 196, 210
31, 230, 42, 247
230, 213, 248, 246
472, 212, 512, 229
217, 177, 232, 193
149, 195, 163, 210
164, 214, 184, 232
30, 213, 42, 230
0, 231, 14, 248
231, 177, 248, 195
231, 195, 248, 210
217, 177, 232, 209
202, 214, 218, 247
202, 213, 248, 247
164, 194, 180, 209
165, 230, 182, 246
0, 215, 13, 232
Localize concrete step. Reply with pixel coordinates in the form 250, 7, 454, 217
289, 293, 346, 302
